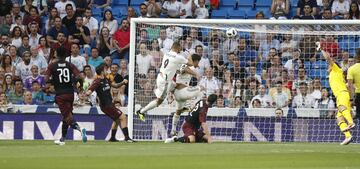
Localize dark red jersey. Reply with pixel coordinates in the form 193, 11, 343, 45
88, 78, 113, 107
45, 60, 80, 95
185, 100, 208, 129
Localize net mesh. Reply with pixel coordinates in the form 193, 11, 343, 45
130, 20, 359, 143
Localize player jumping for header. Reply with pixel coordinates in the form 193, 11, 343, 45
45, 47, 87, 145
135, 41, 194, 121
86, 63, 135, 142
317, 42, 355, 145
165, 94, 217, 143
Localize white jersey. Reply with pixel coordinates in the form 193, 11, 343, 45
160, 50, 188, 81
66, 55, 87, 71
15, 62, 33, 83
176, 65, 195, 86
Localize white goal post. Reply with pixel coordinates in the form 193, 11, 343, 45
127, 19, 360, 142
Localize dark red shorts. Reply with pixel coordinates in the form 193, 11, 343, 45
182, 122, 205, 142
55, 93, 74, 121
100, 104, 122, 121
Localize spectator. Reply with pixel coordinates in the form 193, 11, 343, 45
162, 0, 182, 18
347, 2, 360, 19
221, 69, 233, 103
299, 35, 317, 60
280, 34, 298, 60
263, 54, 284, 88
210, 50, 225, 79
11, 26, 24, 48
179, 0, 196, 19
166, 25, 183, 41
196, 45, 210, 76
236, 38, 257, 67
230, 57, 247, 81
223, 31, 238, 54
2, 54, 14, 74
183, 35, 195, 54
292, 82, 316, 108
46, 16, 69, 45
149, 39, 163, 70
83, 8, 98, 41
9, 45, 21, 67
89, 0, 110, 9
97, 27, 112, 58
136, 43, 152, 75
24, 64, 45, 90
138, 28, 149, 44
103, 56, 112, 74
270, 0, 289, 19
0, 68, 4, 85
293, 67, 312, 89
208, 37, 225, 61
215, 95, 225, 108
0, 92, 13, 113
62, 4, 76, 30
45, 7, 58, 32
50, 32, 71, 58
296, 0, 318, 16
139, 3, 148, 18
0, 0, 13, 19
28, 22, 41, 48
31, 81, 44, 104
229, 79, 244, 103
125, 6, 138, 22
247, 64, 262, 84
224, 52, 235, 70
146, 0, 161, 18
21, 0, 48, 16
22, 90, 36, 105
259, 33, 280, 61
112, 19, 130, 61
194, 0, 209, 19
272, 81, 289, 108
321, 8, 333, 19
68, 15, 91, 45
83, 65, 95, 88
15, 51, 33, 83
0, 34, 11, 55
310, 77, 322, 99
320, 35, 339, 57
22, 7, 41, 31
340, 51, 350, 72
300, 4, 316, 19
11, 4, 23, 23
252, 98, 262, 108
243, 77, 258, 106
30, 46, 48, 74
0, 14, 13, 35
7, 78, 24, 104
199, 67, 220, 96
10, 15, 25, 35
251, 84, 273, 108
21, 0, 35, 16
54, 0, 76, 19
284, 49, 301, 71
88, 47, 104, 69
157, 27, 174, 54
38, 36, 50, 60
3, 74, 13, 94
43, 82, 55, 105
332, 0, 350, 19
66, 43, 86, 71
269, 69, 292, 97
73, 0, 87, 16
118, 59, 128, 77
99, 9, 118, 37
314, 88, 335, 118
230, 96, 245, 108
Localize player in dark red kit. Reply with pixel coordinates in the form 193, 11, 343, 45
45, 47, 87, 145
165, 94, 217, 143
85, 63, 135, 142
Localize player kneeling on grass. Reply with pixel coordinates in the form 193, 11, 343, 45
165, 94, 217, 143
85, 63, 135, 142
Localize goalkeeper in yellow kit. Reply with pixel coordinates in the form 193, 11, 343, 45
317, 42, 355, 145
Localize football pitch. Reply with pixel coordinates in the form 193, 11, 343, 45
0, 141, 359, 169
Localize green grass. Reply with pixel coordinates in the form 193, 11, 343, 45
0, 141, 359, 169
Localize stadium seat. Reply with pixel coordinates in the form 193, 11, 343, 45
112, 6, 127, 18
238, 0, 254, 7
290, 0, 298, 8
112, 0, 128, 6
92, 7, 102, 17
113, 59, 120, 64
255, 0, 272, 7
246, 10, 258, 19
130, 0, 144, 6
222, 0, 236, 8
211, 9, 228, 19
228, 9, 246, 19
313, 61, 328, 69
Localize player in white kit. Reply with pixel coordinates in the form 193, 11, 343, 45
135, 42, 194, 121
170, 53, 204, 136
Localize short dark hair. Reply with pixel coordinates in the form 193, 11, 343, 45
207, 94, 218, 106
299, 82, 307, 87
31, 81, 39, 85
191, 54, 201, 62
83, 65, 91, 70
96, 63, 105, 75
13, 78, 22, 85
56, 47, 67, 59
65, 4, 73, 9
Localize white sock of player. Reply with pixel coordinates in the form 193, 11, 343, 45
171, 113, 180, 133
140, 100, 158, 114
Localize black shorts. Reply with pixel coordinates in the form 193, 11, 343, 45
355, 94, 360, 118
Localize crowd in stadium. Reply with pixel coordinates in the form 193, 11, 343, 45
0, 0, 358, 117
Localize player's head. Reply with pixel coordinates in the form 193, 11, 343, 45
95, 63, 106, 76
207, 94, 217, 107
56, 46, 67, 60
171, 41, 182, 53
191, 54, 201, 67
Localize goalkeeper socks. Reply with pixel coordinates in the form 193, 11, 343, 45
141, 100, 158, 114
342, 109, 354, 126
61, 122, 69, 139
122, 127, 130, 140
70, 121, 81, 132
338, 121, 352, 138
171, 114, 180, 133
111, 129, 117, 140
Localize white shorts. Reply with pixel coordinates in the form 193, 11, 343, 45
174, 86, 203, 110
154, 74, 176, 99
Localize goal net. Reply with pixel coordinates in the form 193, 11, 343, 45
127, 19, 360, 143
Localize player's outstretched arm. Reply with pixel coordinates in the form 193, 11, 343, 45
201, 122, 212, 143
184, 66, 201, 80
317, 42, 334, 66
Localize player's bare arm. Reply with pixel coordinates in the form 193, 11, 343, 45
201, 122, 212, 143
